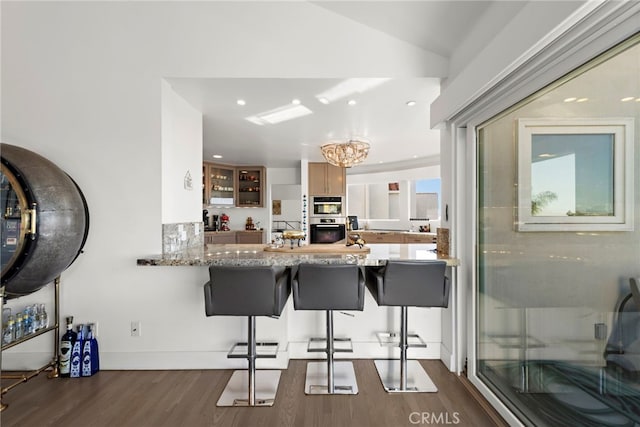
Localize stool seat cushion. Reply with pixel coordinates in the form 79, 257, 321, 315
204, 266, 290, 317
292, 264, 365, 311
366, 260, 449, 308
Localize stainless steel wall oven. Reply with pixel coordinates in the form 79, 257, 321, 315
309, 218, 346, 244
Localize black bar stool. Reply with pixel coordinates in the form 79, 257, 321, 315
292, 263, 365, 394
366, 260, 449, 392
204, 265, 290, 406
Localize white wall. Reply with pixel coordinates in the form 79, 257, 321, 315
270, 167, 303, 238
432, 1, 588, 125
347, 165, 440, 230
161, 80, 203, 224
1, 1, 443, 369
446, 1, 526, 83
348, 165, 440, 185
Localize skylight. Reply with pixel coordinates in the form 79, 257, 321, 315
315, 78, 391, 104
245, 104, 313, 126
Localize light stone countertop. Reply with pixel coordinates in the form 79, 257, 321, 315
137, 243, 459, 267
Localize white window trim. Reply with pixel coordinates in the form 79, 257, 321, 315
516, 117, 634, 231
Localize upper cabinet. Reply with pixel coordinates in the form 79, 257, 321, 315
203, 163, 235, 206
236, 166, 265, 207
308, 162, 345, 196
202, 163, 265, 207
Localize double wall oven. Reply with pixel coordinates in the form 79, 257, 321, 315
309, 196, 346, 244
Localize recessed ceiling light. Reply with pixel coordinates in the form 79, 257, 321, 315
576, 98, 589, 103
406, 101, 416, 107
292, 99, 301, 105
563, 97, 577, 103
413, 155, 418, 158
347, 99, 357, 106
213, 154, 223, 159
621, 97, 635, 102
236, 99, 246, 106
378, 161, 384, 164
318, 97, 329, 105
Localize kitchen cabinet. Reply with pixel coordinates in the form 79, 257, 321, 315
236, 167, 265, 207
204, 231, 236, 245
357, 231, 403, 244
202, 164, 266, 207
308, 162, 345, 196
403, 233, 437, 244
205, 230, 264, 244
357, 231, 437, 244
236, 231, 264, 244
354, 230, 436, 244
203, 163, 235, 206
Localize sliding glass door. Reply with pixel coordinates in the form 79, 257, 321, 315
476, 35, 640, 426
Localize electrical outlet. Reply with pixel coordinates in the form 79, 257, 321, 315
594, 322, 607, 340
131, 321, 141, 337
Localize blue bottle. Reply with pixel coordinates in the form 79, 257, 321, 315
70, 324, 84, 378
82, 324, 100, 376
59, 316, 77, 377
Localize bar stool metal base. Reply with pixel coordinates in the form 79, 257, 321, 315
307, 337, 353, 353
304, 361, 359, 395
376, 332, 426, 348
217, 370, 282, 406
228, 341, 279, 358
374, 359, 437, 393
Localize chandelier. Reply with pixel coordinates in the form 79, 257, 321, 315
320, 138, 370, 168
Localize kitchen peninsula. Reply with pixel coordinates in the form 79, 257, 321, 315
137, 243, 458, 267
136, 243, 459, 371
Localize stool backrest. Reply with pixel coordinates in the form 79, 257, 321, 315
381, 261, 449, 308
204, 265, 290, 316
292, 263, 365, 311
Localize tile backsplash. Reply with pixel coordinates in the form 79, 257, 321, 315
162, 222, 204, 254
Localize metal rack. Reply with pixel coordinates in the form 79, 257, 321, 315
0, 276, 61, 411
272, 220, 302, 232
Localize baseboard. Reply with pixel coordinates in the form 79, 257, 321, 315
2, 341, 442, 371
440, 343, 455, 372
1, 350, 291, 371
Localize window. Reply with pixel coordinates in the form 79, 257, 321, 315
413, 178, 441, 220
517, 118, 634, 231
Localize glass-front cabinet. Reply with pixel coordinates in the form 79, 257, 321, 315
236, 167, 264, 207
203, 163, 235, 206
202, 163, 265, 208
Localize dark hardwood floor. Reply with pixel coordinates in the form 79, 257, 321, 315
1, 360, 506, 427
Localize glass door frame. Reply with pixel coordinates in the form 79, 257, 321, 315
442, 4, 640, 425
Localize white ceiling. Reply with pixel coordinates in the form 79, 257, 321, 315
168, 1, 498, 171
312, 1, 494, 57
168, 77, 442, 168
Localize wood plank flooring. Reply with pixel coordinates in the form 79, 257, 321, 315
1, 360, 507, 427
